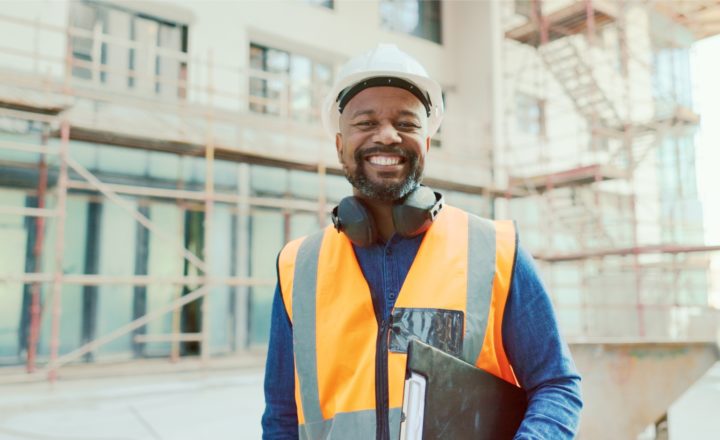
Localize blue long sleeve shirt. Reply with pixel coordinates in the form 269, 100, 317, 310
262, 233, 582, 439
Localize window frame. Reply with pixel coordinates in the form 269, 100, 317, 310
379, 0, 443, 45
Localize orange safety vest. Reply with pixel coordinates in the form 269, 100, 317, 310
278, 205, 519, 440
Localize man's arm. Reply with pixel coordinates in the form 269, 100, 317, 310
261, 284, 298, 439
503, 246, 583, 439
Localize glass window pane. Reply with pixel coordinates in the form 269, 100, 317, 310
250, 43, 332, 119
209, 204, 233, 352
96, 199, 137, 358
69, 2, 98, 79
148, 151, 180, 181
104, 8, 131, 89
251, 165, 287, 195
515, 92, 544, 137
304, 0, 334, 8
291, 55, 312, 122
249, 209, 284, 345
289, 170, 318, 199
381, 0, 420, 34
325, 174, 353, 205
214, 160, 238, 190
250, 45, 268, 113
132, 16, 159, 94
250, 44, 265, 69
266, 49, 290, 73
290, 212, 318, 241
96, 144, 148, 176
312, 62, 333, 120
69, 2, 187, 95
157, 24, 182, 98
380, 0, 441, 44
144, 202, 184, 356
0, 189, 27, 362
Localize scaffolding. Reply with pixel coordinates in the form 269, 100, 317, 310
501, 0, 720, 340
0, 9, 500, 380
0, 12, 330, 379
0, 1, 719, 383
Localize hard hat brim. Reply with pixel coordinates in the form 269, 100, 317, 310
321, 70, 444, 141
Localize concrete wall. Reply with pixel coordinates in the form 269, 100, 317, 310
571, 342, 719, 439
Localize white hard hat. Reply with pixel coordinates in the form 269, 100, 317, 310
321, 44, 444, 140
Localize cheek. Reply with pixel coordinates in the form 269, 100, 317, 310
405, 136, 427, 156
342, 135, 367, 160
338, 145, 358, 168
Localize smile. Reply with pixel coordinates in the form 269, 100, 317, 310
366, 155, 405, 166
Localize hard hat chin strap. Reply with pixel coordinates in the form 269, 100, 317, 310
336, 76, 432, 117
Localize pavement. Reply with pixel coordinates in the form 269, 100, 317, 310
669, 361, 720, 439
0, 366, 264, 440
0, 359, 718, 439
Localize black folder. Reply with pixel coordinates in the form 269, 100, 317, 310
400, 339, 527, 440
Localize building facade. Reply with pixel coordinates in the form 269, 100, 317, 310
0, 0, 716, 374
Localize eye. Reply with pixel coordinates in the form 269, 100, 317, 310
397, 121, 420, 130
354, 120, 377, 129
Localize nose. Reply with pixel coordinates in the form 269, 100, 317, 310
373, 121, 402, 145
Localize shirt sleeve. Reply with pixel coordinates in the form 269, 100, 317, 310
261, 283, 299, 439
503, 246, 583, 439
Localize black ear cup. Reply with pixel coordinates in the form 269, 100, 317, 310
333, 197, 378, 247
393, 186, 444, 237
332, 186, 444, 247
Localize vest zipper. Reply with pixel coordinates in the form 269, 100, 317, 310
369, 279, 391, 440
375, 317, 390, 440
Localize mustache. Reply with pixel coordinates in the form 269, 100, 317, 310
354, 145, 412, 162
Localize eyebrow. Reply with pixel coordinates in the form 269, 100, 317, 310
397, 110, 422, 120
349, 109, 422, 120
350, 109, 375, 119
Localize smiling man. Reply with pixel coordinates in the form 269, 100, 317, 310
261, 45, 582, 440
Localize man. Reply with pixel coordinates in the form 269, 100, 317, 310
262, 44, 582, 440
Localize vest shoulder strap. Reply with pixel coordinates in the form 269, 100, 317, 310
278, 228, 331, 322
278, 235, 306, 322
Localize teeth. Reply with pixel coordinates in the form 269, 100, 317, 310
368, 155, 401, 166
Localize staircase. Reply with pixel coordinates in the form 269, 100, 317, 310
539, 37, 623, 131
549, 187, 616, 249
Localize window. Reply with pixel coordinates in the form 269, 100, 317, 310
249, 43, 332, 123
380, 0, 442, 44
68, 1, 188, 99
515, 92, 546, 138
304, 0, 334, 8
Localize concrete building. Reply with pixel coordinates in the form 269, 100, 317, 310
0, 0, 718, 438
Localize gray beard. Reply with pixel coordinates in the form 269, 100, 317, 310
344, 146, 423, 202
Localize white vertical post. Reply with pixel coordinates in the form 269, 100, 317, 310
48, 120, 70, 381
235, 163, 251, 350
201, 49, 215, 362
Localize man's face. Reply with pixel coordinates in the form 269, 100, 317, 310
335, 86, 431, 202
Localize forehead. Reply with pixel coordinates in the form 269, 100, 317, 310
342, 86, 425, 117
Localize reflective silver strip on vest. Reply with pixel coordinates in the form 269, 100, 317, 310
292, 230, 325, 425
462, 214, 496, 364
298, 408, 402, 440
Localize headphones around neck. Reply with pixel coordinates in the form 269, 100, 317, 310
331, 185, 444, 247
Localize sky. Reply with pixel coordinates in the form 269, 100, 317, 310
692, 34, 720, 307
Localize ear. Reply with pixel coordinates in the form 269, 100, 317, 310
425, 136, 431, 152
335, 133, 344, 161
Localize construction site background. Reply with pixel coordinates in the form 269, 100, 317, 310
0, 1, 719, 439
